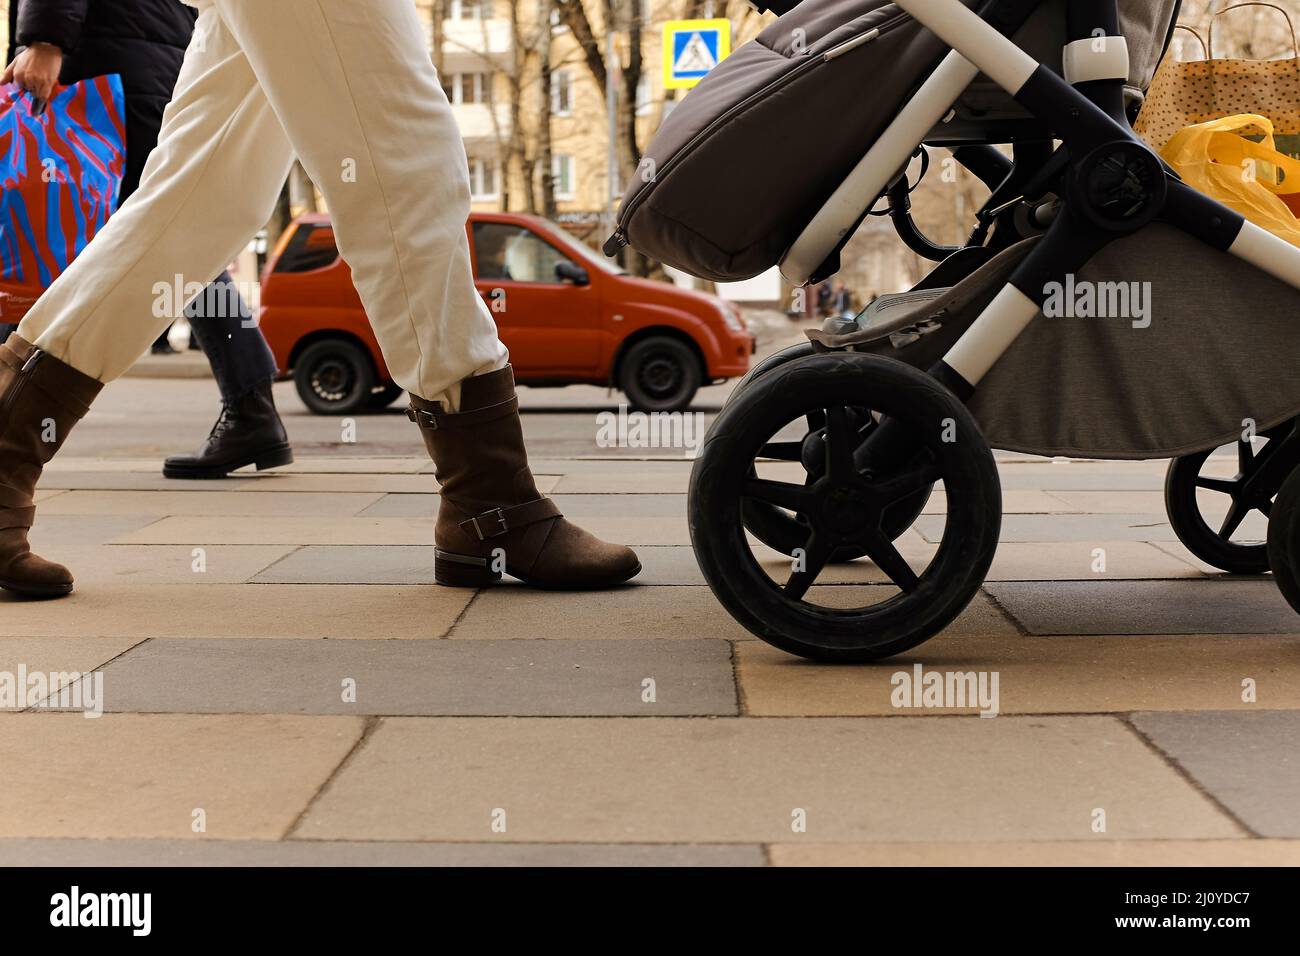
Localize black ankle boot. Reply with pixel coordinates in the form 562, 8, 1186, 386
163, 382, 293, 479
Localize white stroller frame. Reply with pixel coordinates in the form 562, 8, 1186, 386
784, 0, 1300, 395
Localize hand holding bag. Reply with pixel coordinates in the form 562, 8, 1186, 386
0, 75, 127, 321
1135, 2, 1300, 152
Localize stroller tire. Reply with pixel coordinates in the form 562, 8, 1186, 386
690, 351, 1001, 662
1268, 468, 1300, 615
725, 341, 816, 407
1165, 431, 1290, 575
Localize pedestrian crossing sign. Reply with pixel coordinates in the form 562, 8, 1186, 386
662, 19, 731, 90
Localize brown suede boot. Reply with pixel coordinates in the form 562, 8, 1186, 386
409, 365, 640, 589
0, 334, 103, 598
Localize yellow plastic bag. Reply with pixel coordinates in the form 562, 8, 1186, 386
1161, 113, 1300, 247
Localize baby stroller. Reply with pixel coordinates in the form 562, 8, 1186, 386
610, 0, 1300, 661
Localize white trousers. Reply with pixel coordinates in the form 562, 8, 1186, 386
18, 0, 508, 406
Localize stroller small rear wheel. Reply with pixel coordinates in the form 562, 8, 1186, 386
689, 352, 1001, 662
1165, 428, 1291, 575
1268, 468, 1300, 615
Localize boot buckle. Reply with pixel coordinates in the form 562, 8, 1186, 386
406, 407, 439, 429
465, 507, 508, 540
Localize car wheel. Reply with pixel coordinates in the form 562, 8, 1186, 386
619, 336, 701, 412
293, 338, 377, 416
366, 382, 406, 410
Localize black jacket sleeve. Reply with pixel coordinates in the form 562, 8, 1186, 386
15, 0, 91, 54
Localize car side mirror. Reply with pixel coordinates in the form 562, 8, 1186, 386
555, 261, 589, 286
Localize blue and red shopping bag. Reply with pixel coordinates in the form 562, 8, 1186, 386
0, 75, 126, 322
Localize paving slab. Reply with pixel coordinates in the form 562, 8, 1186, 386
450, 584, 754, 640
39, 489, 383, 517
1130, 711, 1300, 838
0, 713, 362, 839
987, 580, 1300, 635
994, 462, 1168, 492
274, 457, 428, 474
27, 515, 162, 548
916, 513, 1177, 543
86, 638, 737, 716
769, 840, 1300, 866
254, 545, 433, 585
46, 545, 297, 585
46, 458, 172, 474
0, 583, 471, 640
38, 472, 193, 491
986, 541, 1202, 580
112, 515, 436, 545
297, 715, 1239, 843
1042, 490, 1169, 514
921, 489, 1076, 515
226, 473, 491, 494
736, 634, 1300, 716
552, 472, 690, 494
0, 838, 764, 866
0, 637, 140, 711
447, 585, 1014, 642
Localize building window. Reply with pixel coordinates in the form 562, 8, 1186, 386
468, 158, 497, 200
551, 70, 572, 116
445, 72, 492, 104
552, 155, 575, 200
449, 0, 490, 20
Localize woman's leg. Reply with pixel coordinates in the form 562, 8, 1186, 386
185, 272, 278, 407
210, 0, 639, 588
211, 0, 507, 409
163, 271, 292, 480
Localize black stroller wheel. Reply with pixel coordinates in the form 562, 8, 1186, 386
689, 352, 1001, 662
1268, 468, 1300, 614
741, 418, 934, 561
1164, 428, 1291, 575
730, 342, 932, 561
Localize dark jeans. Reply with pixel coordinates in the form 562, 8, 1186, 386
186, 271, 278, 405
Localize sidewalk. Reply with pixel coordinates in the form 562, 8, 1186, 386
1, 452, 1298, 865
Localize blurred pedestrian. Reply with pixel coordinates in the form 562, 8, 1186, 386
831, 280, 854, 317
5, 0, 293, 479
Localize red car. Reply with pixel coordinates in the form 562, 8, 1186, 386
257, 212, 754, 414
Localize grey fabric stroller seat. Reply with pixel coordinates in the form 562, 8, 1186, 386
609, 0, 1179, 283
609, 0, 1300, 661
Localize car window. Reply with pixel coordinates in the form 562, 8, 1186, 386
473, 222, 573, 282
274, 223, 339, 273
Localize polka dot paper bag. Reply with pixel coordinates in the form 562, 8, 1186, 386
1135, 2, 1300, 152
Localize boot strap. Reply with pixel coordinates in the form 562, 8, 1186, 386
0, 505, 35, 530
459, 497, 561, 540
406, 396, 518, 431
